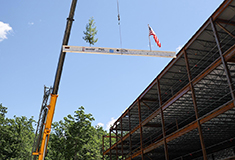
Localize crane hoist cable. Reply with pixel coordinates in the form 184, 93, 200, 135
117, 0, 123, 53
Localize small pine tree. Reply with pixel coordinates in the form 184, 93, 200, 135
83, 17, 98, 46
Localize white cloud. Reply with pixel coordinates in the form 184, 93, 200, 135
97, 122, 104, 127
106, 117, 116, 130
0, 21, 12, 42
176, 45, 183, 53
28, 22, 34, 26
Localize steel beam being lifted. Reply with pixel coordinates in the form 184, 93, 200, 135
62, 45, 176, 58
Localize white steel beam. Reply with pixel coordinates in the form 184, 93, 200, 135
62, 45, 176, 58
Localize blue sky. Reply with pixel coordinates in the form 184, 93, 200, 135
0, 0, 223, 130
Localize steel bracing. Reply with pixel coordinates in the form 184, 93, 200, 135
103, 0, 235, 159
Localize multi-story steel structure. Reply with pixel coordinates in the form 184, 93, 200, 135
103, 0, 235, 159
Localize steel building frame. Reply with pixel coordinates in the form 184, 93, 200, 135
103, 0, 235, 159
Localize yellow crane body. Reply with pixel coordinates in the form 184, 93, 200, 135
32, 94, 58, 160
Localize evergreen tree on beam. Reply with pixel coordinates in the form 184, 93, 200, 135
83, 17, 98, 47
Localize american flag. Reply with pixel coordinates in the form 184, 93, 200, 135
148, 24, 161, 48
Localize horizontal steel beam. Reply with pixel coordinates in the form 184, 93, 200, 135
216, 18, 235, 26
63, 45, 176, 58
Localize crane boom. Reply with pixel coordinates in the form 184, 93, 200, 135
31, 0, 78, 159
63, 45, 176, 58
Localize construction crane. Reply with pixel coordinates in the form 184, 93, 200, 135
31, 0, 175, 160
31, 0, 78, 159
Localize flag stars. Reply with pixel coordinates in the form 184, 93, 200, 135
148, 24, 161, 48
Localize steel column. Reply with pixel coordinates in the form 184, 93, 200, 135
210, 17, 235, 102
184, 49, 207, 160
176, 118, 179, 130
110, 129, 112, 160
121, 118, 123, 159
138, 100, 144, 160
157, 80, 169, 160
116, 127, 118, 160
128, 111, 132, 159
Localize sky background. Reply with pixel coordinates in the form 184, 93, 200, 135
0, 0, 223, 130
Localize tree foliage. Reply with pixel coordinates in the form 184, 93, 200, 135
46, 106, 110, 160
1, 104, 110, 160
0, 104, 35, 160
83, 17, 98, 46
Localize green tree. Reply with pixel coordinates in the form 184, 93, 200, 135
0, 103, 7, 125
0, 104, 35, 160
82, 126, 107, 160
83, 17, 98, 46
46, 106, 113, 160
45, 120, 66, 159
46, 106, 95, 160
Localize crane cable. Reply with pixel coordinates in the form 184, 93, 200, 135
117, 0, 123, 53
